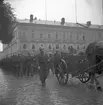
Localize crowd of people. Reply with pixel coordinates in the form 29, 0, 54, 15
0, 52, 38, 77
0, 47, 63, 86
1, 46, 102, 91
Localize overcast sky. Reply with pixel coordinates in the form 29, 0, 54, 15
6, 0, 103, 25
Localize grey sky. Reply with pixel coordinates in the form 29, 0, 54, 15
6, 0, 103, 25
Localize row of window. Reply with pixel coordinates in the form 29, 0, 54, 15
19, 30, 102, 42
22, 44, 86, 50
34, 32, 85, 40
21, 31, 86, 41
23, 44, 35, 49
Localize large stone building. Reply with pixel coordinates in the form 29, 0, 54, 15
3, 15, 103, 56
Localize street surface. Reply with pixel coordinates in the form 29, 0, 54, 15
0, 69, 103, 105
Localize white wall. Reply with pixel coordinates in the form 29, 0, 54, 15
4, 23, 103, 56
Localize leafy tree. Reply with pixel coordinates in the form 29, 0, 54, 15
0, 0, 17, 44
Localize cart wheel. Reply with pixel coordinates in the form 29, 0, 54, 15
78, 71, 91, 83
55, 64, 68, 85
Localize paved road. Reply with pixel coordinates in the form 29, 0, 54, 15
0, 69, 103, 105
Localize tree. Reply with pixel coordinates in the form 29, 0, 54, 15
0, 0, 17, 44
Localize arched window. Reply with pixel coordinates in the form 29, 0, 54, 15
63, 45, 66, 49
40, 33, 43, 39
23, 44, 27, 49
48, 33, 51, 39
56, 44, 59, 49
83, 36, 85, 40
48, 45, 51, 49
32, 44, 35, 49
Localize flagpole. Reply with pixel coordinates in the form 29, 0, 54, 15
45, 0, 47, 22
101, 0, 103, 25
75, 0, 77, 23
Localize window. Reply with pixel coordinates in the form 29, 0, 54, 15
23, 44, 27, 49
77, 32, 79, 40
40, 33, 43, 39
63, 32, 65, 40
48, 33, 51, 39
70, 32, 72, 40
32, 44, 35, 49
63, 45, 66, 49
98, 32, 101, 38
56, 32, 58, 40
22, 31, 27, 40
32, 33, 35, 38
79, 32, 84, 40
56, 44, 59, 49
48, 45, 51, 49
83, 36, 85, 40
23, 32, 25, 36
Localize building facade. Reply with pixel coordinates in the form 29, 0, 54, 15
3, 18, 103, 56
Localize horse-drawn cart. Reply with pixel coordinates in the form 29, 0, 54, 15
54, 55, 90, 85
54, 41, 103, 85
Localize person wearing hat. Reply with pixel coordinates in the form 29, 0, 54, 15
36, 46, 49, 86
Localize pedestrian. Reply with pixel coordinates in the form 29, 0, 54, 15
48, 53, 55, 75
36, 47, 49, 86
53, 50, 61, 74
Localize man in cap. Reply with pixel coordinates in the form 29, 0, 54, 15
36, 46, 49, 86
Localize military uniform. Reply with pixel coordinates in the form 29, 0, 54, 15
48, 54, 55, 74
36, 48, 49, 86
53, 51, 61, 74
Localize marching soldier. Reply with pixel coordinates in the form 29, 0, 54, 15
36, 47, 49, 86
48, 53, 55, 75
53, 50, 61, 74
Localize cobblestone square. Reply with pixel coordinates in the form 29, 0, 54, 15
0, 70, 103, 105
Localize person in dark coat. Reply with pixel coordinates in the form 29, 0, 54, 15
36, 47, 49, 86
53, 50, 61, 74
48, 53, 55, 75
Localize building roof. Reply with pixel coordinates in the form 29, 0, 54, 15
17, 19, 103, 30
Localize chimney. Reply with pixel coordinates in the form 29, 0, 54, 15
30, 14, 33, 22
61, 18, 65, 25
34, 17, 37, 20
87, 21, 91, 27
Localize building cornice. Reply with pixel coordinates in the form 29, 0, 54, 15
16, 21, 103, 31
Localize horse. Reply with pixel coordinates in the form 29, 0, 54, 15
85, 41, 103, 91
